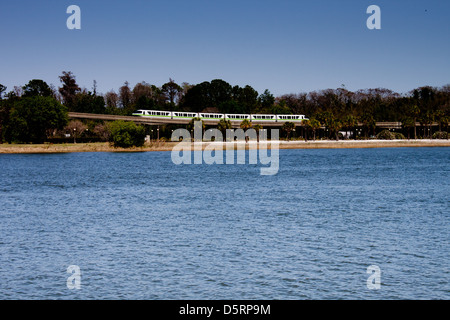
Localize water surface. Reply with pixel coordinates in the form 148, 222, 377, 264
0, 147, 448, 299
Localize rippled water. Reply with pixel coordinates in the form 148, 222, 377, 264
0, 148, 449, 300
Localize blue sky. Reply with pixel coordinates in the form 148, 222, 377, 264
1, 0, 449, 96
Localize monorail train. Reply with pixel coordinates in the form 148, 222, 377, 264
132, 110, 308, 122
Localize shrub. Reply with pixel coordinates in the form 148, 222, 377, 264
108, 121, 146, 148
394, 132, 406, 140
432, 131, 449, 139
376, 129, 395, 140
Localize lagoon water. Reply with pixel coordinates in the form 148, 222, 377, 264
0, 147, 449, 299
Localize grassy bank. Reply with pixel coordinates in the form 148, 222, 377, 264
1, 139, 449, 154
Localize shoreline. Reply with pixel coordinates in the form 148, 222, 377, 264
0, 139, 449, 154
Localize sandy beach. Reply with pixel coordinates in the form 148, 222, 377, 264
0, 139, 449, 154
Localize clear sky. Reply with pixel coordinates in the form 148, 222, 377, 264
1, 0, 449, 97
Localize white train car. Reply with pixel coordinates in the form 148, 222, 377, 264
225, 114, 251, 121
276, 115, 307, 122
199, 113, 225, 120
133, 109, 308, 123
132, 110, 172, 118
251, 114, 277, 122
172, 112, 199, 119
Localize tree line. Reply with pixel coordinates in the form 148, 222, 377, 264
0, 71, 449, 144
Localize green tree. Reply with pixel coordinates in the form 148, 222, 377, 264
182, 80, 233, 112
0, 98, 11, 143
219, 100, 242, 114
270, 101, 292, 115
22, 79, 53, 97
108, 121, 146, 148
72, 91, 106, 114
235, 85, 259, 114
259, 89, 275, 109
210, 79, 233, 108
5, 96, 68, 143
182, 81, 210, 112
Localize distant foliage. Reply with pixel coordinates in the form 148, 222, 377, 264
376, 130, 396, 140
432, 131, 449, 139
4, 96, 68, 143
107, 121, 146, 148
376, 130, 405, 140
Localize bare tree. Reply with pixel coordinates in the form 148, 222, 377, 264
119, 81, 132, 109
13, 86, 23, 97
105, 90, 119, 110
58, 71, 81, 109
132, 81, 153, 103
93, 123, 110, 141
65, 120, 88, 143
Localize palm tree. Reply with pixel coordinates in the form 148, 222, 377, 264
240, 119, 252, 143
402, 117, 415, 140
419, 111, 433, 139
343, 115, 358, 140
282, 122, 295, 141
217, 118, 232, 142
253, 124, 263, 143
302, 119, 311, 141
360, 113, 376, 139
321, 111, 337, 140
309, 118, 321, 141
187, 117, 205, 141
329, 119, 342, 141
409, 104, 420, 139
